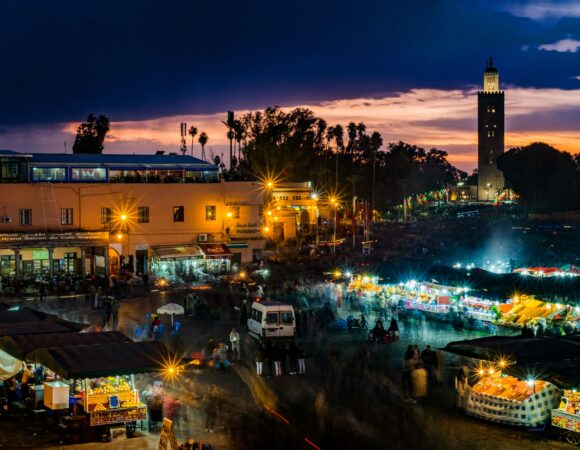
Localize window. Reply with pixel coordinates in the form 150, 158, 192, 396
258, 205, 264, 218
266, 312, 279, 325
205, 205, 216, 221
19, 209, 32, 226
251, 309, 263, 323
32, 167, 66, 181
173, 206, 184, 222
60, 208, 73, 225
138, 206, 150, 223
280, 311, 294, 325
71, 168, 106, 181
101, 207, 112, 224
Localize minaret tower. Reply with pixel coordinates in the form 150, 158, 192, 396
477, 57, 505, 201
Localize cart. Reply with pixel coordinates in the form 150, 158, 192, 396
551, 409, 580, 445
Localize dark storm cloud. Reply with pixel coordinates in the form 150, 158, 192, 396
0, 0, 579, 125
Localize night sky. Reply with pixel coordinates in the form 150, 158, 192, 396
1, 0, 579, 170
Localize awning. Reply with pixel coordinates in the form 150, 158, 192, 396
0, 332, 130, 360
153, 245, 203, 260
27, 341, 171, 379
0, 321, 76, 337
198, 243, 233, 258
442, 334, 580, 388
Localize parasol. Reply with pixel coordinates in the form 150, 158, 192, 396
157, 303, 185, 325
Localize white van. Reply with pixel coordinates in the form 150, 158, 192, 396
247, 301, 296, 341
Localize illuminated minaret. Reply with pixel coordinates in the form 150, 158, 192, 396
477, 57, 505, 201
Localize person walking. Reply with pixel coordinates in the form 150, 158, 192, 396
204, 386, 219, 433
254, 342, 265, 376
229, 328, 241, 361
104, 298, 112, 326
111, 299, 120, 330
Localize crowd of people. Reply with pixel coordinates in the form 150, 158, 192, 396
253, 341, 305, 377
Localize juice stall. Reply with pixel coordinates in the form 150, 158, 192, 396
27, 340, 170, 438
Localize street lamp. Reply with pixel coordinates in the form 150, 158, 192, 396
329, 196, 338, 254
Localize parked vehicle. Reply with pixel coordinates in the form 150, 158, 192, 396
247, 301, 296, 341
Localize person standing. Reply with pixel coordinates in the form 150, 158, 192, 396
454, 367, 469, 411
297, 343, 306, 375
240, 300, 248, 327
264, 341, 274, 376
229, 328, 240, 361
273, 343, 283, 376
254, 342, 265, 376
288, 341, 298, 375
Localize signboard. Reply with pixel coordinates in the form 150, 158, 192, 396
234, 222, 262, 236
89, 406, 147, 426
198, 243, 233, 257
158, 417, 179, 450
0, 231, 109, 245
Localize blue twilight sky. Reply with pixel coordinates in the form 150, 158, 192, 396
1, 0, 579, 170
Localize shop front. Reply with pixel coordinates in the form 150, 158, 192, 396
0, 231, 110, 278
198, 243, 233, 272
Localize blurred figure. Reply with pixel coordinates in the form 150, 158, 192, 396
229, 328, 240, 361
204, 386, 219, 433
411, 364, 428, 403
454, 367, 469, 411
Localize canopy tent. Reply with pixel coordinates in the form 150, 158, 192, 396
27, 341, 171, 379
0, 349, 22, 381
442, 335, 580, 363
0, 332, 130, 360
0, 309, 44, 324
0, 321, 75, 337
0, 307, 88, 332
442, 334, 580, 388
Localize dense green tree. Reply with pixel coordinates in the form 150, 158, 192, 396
232, 106, 463, 210
72, 114, 110, 154
498, 142, 580, 212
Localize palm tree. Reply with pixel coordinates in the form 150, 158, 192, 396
198, 132, 209, 161
188, 126, 198, 157
232, 120, 244, 164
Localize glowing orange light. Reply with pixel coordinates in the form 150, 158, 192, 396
116, 233, 123, 240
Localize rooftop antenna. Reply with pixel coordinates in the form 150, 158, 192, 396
180, 122, 188, 156
64, 140, 67, 154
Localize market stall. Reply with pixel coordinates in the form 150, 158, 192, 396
467, 374, 560, 427
27, 341, 170, 437
552, 390, 580, 445
498, 297, 566, 328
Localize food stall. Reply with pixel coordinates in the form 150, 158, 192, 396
552, 390, 580, 445
27, 340, 170, 438
498, 297, 567, 328
467, 374, 561, 427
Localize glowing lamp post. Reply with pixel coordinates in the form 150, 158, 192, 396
330, 196, 338, 254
